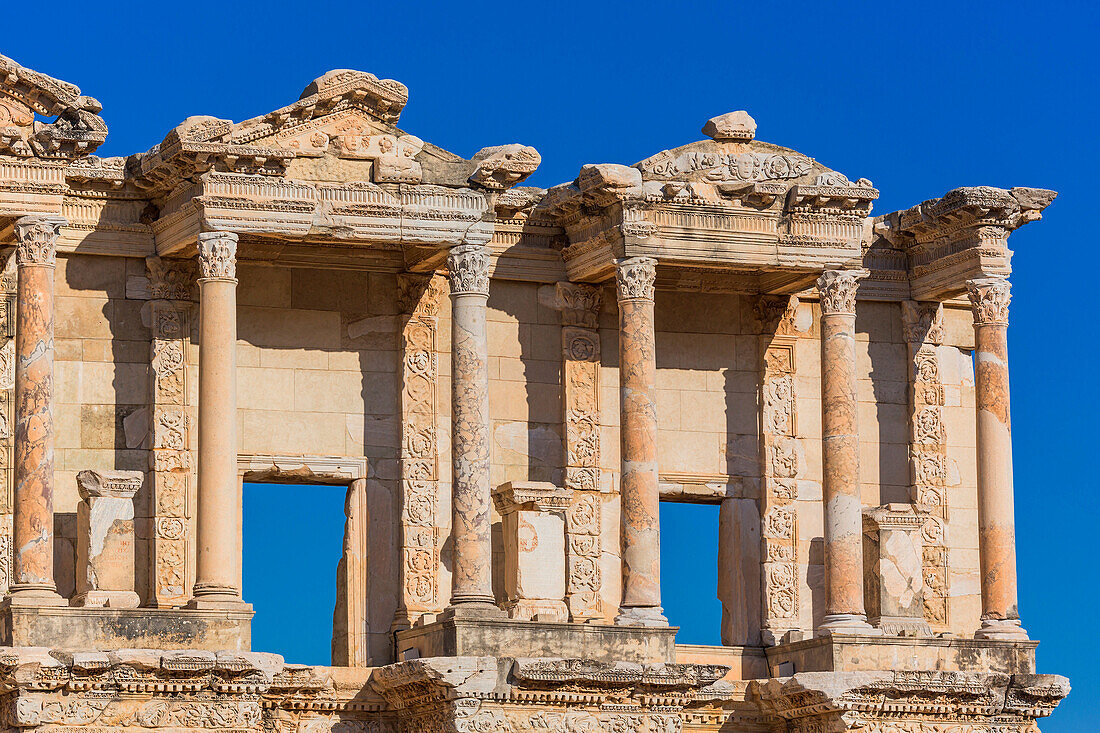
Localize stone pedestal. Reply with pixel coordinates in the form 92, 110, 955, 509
613, 257, 666, 627
815, 270, 876, 635
492, 482, 572, 622
967, 277, 1027, 640
190, 232, 249, 610
8, 215, 67, 608
862, 504, 930, 636
73, 470, 143, 608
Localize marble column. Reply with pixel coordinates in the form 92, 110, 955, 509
8, 215, 67, 606
816, 269, 875, 634
614, 256, 666, 627
189, 231, 247, 609
966, 277, 1027, 640
445, 244, 503, 617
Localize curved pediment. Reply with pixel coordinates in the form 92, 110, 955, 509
633, 111, 873, 202
0, 54, 107, 160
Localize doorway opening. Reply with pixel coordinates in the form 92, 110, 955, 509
243, 482, 346, 665
659, 501, 721, 645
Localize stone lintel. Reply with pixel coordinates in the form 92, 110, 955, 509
492, 481, 572, 513
76, 469, 143, 499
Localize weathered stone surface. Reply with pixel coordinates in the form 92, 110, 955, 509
701, 111, 757, 141
0, 55, 1066, 733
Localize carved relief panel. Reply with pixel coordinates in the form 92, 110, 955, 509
902, 301, 949, 630
147, 257, 196, 606
394, 274, 446, 627
756, 296, 801, 643
556, 283, 604, 622
0, 254, 14, 595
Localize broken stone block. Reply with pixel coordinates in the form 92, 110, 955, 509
701, 111, 756, 141
492, 482, 572, 622
73, 469, 144, 608
863, 504, 931, 636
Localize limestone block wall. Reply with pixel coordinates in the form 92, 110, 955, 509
22, 252, 985, 651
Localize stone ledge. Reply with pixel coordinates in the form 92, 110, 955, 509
396, 618, 679, 663
674, 643, 768, 680
765, 633, 1039, 676
0, 606, 253, 651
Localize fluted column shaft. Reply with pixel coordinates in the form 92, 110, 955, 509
190, 232, 246, 608
967, 277, 1027, 640
816, 269, 874, 634
446, 244, 501, 616
614, 257, 667, 627
8, 215, 66, 605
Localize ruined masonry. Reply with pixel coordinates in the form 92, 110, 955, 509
0, 55, 1067, 732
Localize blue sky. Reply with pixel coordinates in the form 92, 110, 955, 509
9, 1, 1096, 728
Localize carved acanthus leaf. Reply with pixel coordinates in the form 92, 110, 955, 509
197, 232, 238, 280
447, 245, 490, 296
816, 269, 868, 316
614, 257, 656, 302
966, 277, 1011, 325
13, 215, 66, 267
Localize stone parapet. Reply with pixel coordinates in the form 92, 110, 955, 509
395, 618, 679, 663
765, 634, 1039, 677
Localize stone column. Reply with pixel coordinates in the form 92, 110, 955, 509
816, 269, 875, 634
7, 215, 66, 606
613, 256, 666, 627
966, 277, 1027, 640
189, 231, 247, 609
445, 244, 502, 617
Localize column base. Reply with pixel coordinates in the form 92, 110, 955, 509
615, 606, 669, 627
71, 590, 141, 609
974, 618, 1029, 641
4, 585, 67, 608
440, 602, 507, 620
817, 613, 882, 636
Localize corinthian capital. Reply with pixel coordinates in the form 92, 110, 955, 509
447, 244, 490, 296
615, 257, 657, 302
816, 269, 868, 316
966, 277, 1011, 325
13, 215, 67, 267
197, 231, 238, 280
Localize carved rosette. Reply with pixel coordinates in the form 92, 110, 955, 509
447, 244, 490, 296
13, 215, 66, 268
147, 256, 196, 606
816, 269, 867, 316
757, 295, 801, 640
902, 301, 949, 628
966, 277, 1011, 325
394, 274, 446, 626
556, 282, 604, 620
614, 257, 657, 302
197, 231, 238, 281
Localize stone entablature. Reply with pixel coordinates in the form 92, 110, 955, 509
0, 55, 1069, 731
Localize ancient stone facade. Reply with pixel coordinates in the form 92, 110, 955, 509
0, 54, 1066, 732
